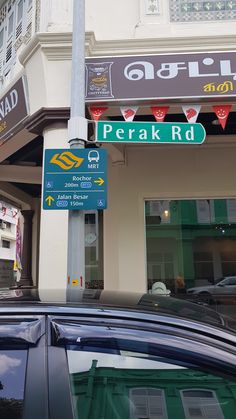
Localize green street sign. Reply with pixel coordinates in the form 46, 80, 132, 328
95, 121, 206, 144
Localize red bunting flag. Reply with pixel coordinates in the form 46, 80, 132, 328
150, 106, 169, 122
12, 209, 18, 218
212, 105, 232, 129
182, 104, 201, 123
120, 106, 138, 122
2, 206, 6, 216
89, 106, 108, 121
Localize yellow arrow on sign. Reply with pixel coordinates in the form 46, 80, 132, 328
94, 177, 104, 186
45, 195, 55, 206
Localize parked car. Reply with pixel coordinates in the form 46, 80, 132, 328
187, 276, 236, 304
0, 287, 236, 419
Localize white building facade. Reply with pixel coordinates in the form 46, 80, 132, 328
0, 0, 236, 295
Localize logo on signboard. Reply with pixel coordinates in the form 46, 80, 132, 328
50, 151, 84, 170
88, 150, 100, 163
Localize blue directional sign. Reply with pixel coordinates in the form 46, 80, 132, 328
43, 148, 107, 210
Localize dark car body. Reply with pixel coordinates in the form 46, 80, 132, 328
0, 287, 236, 419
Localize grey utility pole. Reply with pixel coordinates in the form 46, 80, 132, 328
67, 0, 87, 295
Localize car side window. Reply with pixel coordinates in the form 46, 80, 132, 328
227, 278, 236, 285
0, 350, 27, 419
219, 278, 229, 286
220, 277, 236, 286
66, 346, 236, 419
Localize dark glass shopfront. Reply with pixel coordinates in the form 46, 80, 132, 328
145, 199, 236, 317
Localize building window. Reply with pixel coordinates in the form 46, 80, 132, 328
181, 389, 225, 419
0, 0, 35, 81
0, 220, 10, 229
170, 1, 236, 22
130, 388, 168, 419
2, 239, 10, 248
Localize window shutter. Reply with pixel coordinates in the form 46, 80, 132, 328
0, 27, 4, 76
15, 0, 23, 40
5, 10, 14, 65
182, 390, 225, 419
24, 0, 33, 39
150, 394, 166, 418
132, 394, 148, 417
202, 401, 224, 419
0, 0, 35, 81
130, 388, 168, 419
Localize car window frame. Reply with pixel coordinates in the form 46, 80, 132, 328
49, 315, 236, 377
0, 315, 49, 419
23, 333, 49, 419
47, 345, 75, 419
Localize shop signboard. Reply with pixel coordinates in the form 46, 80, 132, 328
95, 121, 206, 144
85, 51, 236, 102
43, 148, 107, 210
0, 77, 29, 142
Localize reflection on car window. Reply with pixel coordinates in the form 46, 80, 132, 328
66, 346, 236, 419
130, 388, 168, 419
0, 350, 27, 419
181, 390, 225, 419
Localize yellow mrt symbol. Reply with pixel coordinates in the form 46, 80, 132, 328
72, 279, 79, 286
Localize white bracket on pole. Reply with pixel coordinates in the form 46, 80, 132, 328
68, 116, 88, 143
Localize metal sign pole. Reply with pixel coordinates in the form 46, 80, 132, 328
67, 0, 87, 296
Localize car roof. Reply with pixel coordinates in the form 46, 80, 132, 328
0, 287, 235, 333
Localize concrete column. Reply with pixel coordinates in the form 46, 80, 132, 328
38, 123, 68, 290
20, 210, 34, 286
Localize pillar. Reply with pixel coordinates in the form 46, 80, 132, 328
38, 123, 68, 290
19, 210, 34, 286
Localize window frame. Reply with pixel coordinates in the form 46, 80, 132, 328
169, 0, 236, 23
180, 388, 225, 419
